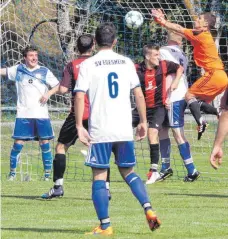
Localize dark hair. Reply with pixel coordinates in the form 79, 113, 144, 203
77, 34, 94, 54
202, 12, 216, 29
143, 44, 160, 58
22, 45, 38, 57
95, 22, 116, 47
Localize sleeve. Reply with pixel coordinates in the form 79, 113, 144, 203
128, 59, 140, 89
73, 61, 89, 93
46, 69, 59, 88
60, 62, 73, 89
183, 29, 196, 43
7, 65, 19, 81
165, 61, 180, 75
159, 48, 167, 61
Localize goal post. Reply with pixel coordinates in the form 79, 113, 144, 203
1, 0, 227, 182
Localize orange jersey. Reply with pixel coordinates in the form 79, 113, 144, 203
184, 29, 224, 71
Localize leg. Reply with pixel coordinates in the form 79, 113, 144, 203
85, 142, 113, 235
198, 100, 218, 116
118, 159, 160, 230
185, 91, 203, 126
9, 139, 24, 180
114, 141, 160, 231
146, 107, 167, 184
172, 127, 200, 181
158, 127, 171, 171
39, 139, 53, 180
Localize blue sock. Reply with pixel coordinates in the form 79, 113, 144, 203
160, 138, 171, 171
92, 180, 110, 230
40, 143, 53, 176
10, 143, 23, 174
178, 142, 195, 175
125, 172, 151, 211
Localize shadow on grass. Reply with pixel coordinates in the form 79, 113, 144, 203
1, 194, 91, 201
167, 193, 228, 198
1, 227, 86, 234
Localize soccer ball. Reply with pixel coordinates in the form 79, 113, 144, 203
125, 10, 144, 29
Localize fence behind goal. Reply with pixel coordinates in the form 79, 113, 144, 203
1, 0, 228, 182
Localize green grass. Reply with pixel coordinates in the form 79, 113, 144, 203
2, 180, 228, 239
1, 119, 228, 238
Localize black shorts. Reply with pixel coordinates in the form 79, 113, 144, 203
147, 106, 169, 130
57, 112, 89, 146
132, 108, 140, 128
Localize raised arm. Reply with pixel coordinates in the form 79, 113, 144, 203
151, 9, 185, 35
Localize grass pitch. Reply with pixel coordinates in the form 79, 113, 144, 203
2, 179, 228, 239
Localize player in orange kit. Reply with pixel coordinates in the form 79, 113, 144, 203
151, 9, 228, 140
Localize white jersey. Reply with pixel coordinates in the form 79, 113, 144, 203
74, 49, 140, 143
160, 45, 188, 102
7, 64, 59, 118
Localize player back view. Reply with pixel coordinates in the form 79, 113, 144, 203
74, 22, 161, 235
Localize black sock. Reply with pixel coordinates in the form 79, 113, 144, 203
106, 168, 110, 183
149, 144, 159, 169
199, 101, 218, 116
188, 98, 203, 126
53, 154, 66, 183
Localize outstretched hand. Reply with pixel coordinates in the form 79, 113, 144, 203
151, 9, 166, 25
209, 146, 223, 170
135, 122, 147, 141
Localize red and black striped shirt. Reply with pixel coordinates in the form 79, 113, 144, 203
136, 60, 180, 108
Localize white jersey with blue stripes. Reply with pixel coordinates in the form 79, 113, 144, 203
74, 49, 140, 143
160, 45, 188, 102
7, 64, 59, 118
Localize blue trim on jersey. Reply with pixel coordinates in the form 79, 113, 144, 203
85, 141, 136, 168
73, 89, 86, 93
12, 118, 54, 141
15, 64, 48, 84
169, 100, 186, 128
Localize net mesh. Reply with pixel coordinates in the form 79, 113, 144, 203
1, 0, 228, 181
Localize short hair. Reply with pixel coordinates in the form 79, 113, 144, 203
142, 44, 160, 58
202, 12, 216, 29
167, 31, 182, 45
95, 22, 116, 47
77, 34, 94, 54
22, 45, 38, 57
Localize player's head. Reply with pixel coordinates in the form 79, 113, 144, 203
95, 22, 117, 48
195, 12, 216, 30
22, 45, 39, 69
167, 31, 182, 46
143, 44, 160, 67
77, 34, 94, 55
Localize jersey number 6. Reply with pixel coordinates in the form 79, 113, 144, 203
108, 72, 118, 98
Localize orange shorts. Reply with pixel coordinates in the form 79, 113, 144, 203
188, 70, 228, 103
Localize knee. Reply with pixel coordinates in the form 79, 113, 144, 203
55, 143, 66, 154
148, 129, 159, 144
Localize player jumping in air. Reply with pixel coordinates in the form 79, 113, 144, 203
152, 9, 228, 140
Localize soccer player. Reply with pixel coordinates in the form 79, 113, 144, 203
158, 31, 200, 182
41, 34, 111, 199
151, 9, 228, 140
210, 89, 228, 169
134, 44, 184, 184
74, 22, 161, 235
0, 45, 59, 180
